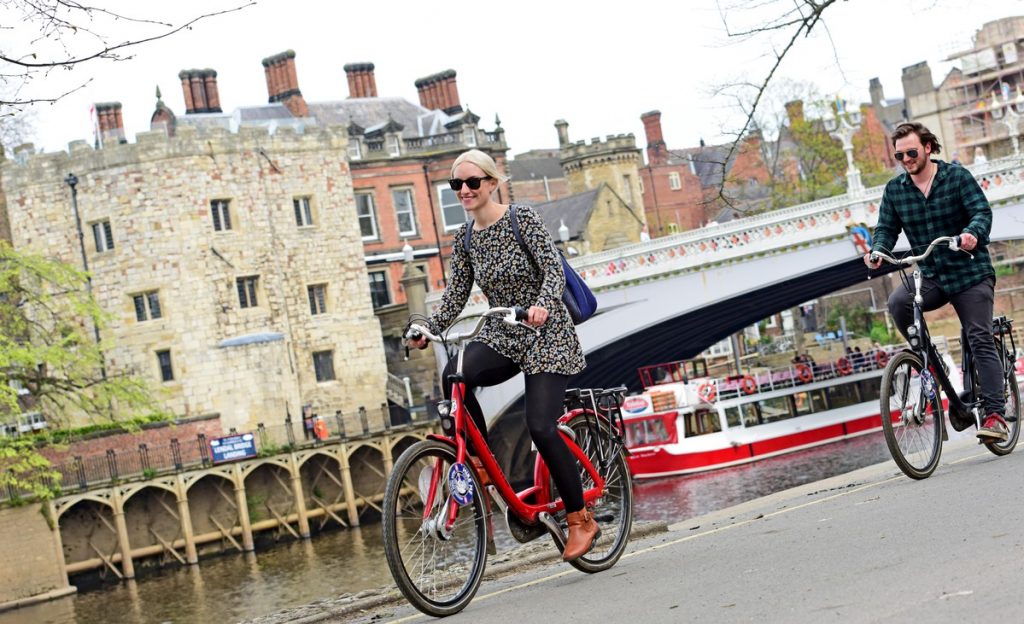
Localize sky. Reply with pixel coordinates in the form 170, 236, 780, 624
6, 0, 1024, 158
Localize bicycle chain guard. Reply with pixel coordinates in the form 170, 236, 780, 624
448, 462, 474, 506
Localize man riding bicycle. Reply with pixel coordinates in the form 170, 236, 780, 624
864, 122, 1005, 441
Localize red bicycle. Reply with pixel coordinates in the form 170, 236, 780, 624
382, 307, 634, 617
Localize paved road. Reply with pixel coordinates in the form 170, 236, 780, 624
351, 437, 1024, 623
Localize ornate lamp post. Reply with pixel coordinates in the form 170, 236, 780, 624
990, 86, 1024, 157
824, 99, 864, 198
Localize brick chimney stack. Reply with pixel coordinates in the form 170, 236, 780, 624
343, 63, 378, 98
94, 102, 125, 144
641, 110, 667, 165
178, 69, 223, 114
262, 50, 309, 118
414, 70, 462, 114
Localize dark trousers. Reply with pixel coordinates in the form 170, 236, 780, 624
441, 342, 584, 512
887, 276, 1003, 416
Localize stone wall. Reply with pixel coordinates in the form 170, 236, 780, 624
0, 503, 72, 608
1, 124, 388, 433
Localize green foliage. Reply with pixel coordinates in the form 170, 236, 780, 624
870, 322, 894, 345
42, 413, 169, 445
825, 301, 870, 333
996, 264, 1015, 278
246, 493, 267, 521
0, 242, 162, 500
142, 467, 157, 480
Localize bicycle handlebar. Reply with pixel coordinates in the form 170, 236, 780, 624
405, 307, 533, 346
870, 235, 971, 268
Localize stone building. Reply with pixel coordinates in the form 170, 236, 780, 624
1, 123, 388, 433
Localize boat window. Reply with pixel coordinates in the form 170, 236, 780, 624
684, 409, 721, 437
757, 396, 793, 424
724, 406, 741, 428
858, 377, 882, 401
826, 381, 861, 409
625, 417, 672, 446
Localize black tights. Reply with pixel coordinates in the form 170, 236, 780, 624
441, 342, 585, 512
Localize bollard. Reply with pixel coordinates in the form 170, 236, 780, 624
198, 433, 210, 467
106, 449, 119, 481
381, 402, 392, 430
359, 406, 369, 435
335, 410, 347, 441
257, 423, 267, 451
171, 438, 183, 471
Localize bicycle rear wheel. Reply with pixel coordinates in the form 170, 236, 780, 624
382, 440, 487, 617
984, 343, 1020, 456
880, 351, 944, 479
552, 413, 633, 573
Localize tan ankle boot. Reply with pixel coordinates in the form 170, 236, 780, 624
562, 508, 600, 561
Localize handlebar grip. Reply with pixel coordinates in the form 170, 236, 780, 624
513, 307, 528, 321
405, 328, 422, 341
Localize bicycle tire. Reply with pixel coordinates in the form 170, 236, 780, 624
551, 413, 634, 573
880, 351, 944, 479
984, 342, 1020, 456
382, 440, 488, 617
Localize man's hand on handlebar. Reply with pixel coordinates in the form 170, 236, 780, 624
959, 232, 977, 251
863, 251, 882, 270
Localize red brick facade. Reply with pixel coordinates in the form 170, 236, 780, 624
38, 414, 223, 466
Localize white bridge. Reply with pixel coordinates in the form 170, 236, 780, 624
426, 157, 1024, 420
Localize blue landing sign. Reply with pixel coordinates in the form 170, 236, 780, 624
210, 433, 258, 464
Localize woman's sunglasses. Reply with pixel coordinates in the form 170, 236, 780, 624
894, 149, 920, 161
448, 176, 492, 191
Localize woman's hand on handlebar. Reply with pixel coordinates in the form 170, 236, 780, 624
525, 305, 549, 327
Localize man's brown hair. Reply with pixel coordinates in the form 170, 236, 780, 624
891, 122, 942, 155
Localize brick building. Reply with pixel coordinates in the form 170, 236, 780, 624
2, 121, 388, 433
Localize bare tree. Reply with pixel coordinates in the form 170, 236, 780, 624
711, 0, 844, 210
0, 0, 253, 110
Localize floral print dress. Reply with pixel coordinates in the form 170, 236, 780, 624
426, 204, 586, 376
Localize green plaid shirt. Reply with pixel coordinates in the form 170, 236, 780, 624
873, 159, 994, 294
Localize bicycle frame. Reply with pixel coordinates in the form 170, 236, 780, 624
411, 308, 607, 533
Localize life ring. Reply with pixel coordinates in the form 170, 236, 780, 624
741, 375, 758, 395
697, 382, 717, 403
796, 363, 813, 384
837, 357, 853, 376
875, 350, 890, 368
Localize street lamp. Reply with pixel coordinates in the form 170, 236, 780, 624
990, 86, 1024, 156
824, 98, 864, 198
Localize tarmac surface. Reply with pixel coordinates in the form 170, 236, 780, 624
336, 436, 1024, 623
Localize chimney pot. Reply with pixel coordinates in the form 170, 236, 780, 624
555, 119, 570, 146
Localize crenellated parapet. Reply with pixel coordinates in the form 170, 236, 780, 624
2, 123, 349, 187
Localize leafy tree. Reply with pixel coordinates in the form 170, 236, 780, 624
0, 242, 162, 499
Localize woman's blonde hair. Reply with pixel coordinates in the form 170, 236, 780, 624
451, 149, 508, 181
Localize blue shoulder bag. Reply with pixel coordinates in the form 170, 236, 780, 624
463, 205, 597, 324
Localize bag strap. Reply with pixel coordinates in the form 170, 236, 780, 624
464, 205, 540, 272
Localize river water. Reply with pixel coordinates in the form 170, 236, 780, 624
6, 433, 895, 624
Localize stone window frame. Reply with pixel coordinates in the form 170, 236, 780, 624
91, 219, 115, 252
131, 290, 163, 322
236, 275, 260, 309
348, 140, 362, 161
668, 172, 682, 191
210, 199, 233, 232
391, 186, 418, 238
307, 283, 328, 315
368, 269, 391, 308
355, 191, 379, 241
293, 195, 316, 228
437, 183, 466, 231
385, 134, 401, 157
155, 349, 175, 382
312, 349, 336, 382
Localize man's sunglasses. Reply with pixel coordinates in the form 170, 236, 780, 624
448, 176, 492, 191
894, 149, 920, 162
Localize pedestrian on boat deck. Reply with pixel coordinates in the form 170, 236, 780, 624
853, 346, 864, 372
406, 149, 598, 561
864, 122, 1005, 441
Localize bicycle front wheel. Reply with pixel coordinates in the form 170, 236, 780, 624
881, 351, 944, 479
382, 440, 488, 617
553, 414, 633, 573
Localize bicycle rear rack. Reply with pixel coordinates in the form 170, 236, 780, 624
563, 386, 629, 469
